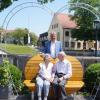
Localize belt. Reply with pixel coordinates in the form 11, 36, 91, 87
56, 73, 65, 78
38, 74, 45, 80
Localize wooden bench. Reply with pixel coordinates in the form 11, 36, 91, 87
24, 54, 84, 99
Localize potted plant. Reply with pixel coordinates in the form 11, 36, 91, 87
0, 61, 9, 99
0, 59, 23, 99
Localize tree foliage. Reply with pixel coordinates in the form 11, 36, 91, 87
0, 0, 54, 12
11, 28, 28, 45
0, 0, 17, 12
85, 63, 100, 92
9, 28, 38, 45
29, 32, 38, 46
69, 0, 100, 41
0, 59, 23, 92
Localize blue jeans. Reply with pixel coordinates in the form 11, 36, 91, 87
36, 76, 50, 97
53, 75, 68, 100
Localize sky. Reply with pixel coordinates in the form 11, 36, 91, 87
0, 0, 69, 36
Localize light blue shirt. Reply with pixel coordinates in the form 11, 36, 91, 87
53, 59, 72, 79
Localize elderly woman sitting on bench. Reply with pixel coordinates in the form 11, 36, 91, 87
36, 54, 54, 100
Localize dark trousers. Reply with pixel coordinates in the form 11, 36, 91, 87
53, 73, 68, 100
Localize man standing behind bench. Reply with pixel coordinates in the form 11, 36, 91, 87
42, 31, 62, 58
52, 51, 72, 100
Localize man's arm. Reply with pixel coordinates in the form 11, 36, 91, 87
59, 62, 72, 82
50, 64, 57, 82
60, 41, 63, 51
58, 41, 63, 51
63, 62, 72, 79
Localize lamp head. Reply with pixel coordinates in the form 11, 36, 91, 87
93, 19, 100, 30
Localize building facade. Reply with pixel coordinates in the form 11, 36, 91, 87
38, 32, 48, 47
48, 13, 99, 51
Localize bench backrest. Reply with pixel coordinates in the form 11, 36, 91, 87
24, 54, 84, 81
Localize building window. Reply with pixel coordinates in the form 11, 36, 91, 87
45, 36, 48, 40
57, 32, 60, 41
77, 42, 81, 48
65, 31, 69, 36
44, 36, 46, 40
53, 24, 58, 29
71, 42, 75, 48
83, 42, 86, 49
65, 42, 69, 47
94, 43, 96, 49
99, 42, 100, 48
52, 25, 53, 29
56, 24, 58, 28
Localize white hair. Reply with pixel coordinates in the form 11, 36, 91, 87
50, 31, 56, 35
44, 53, 51, 59
58, 51, 66, 57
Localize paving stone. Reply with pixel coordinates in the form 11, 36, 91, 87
0, 94, 92, 100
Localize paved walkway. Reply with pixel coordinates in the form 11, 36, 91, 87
0, 94, 92, 100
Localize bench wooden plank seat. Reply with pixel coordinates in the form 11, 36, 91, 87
24, 54, 84, 98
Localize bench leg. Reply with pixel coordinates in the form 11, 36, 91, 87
31, 91, 34, 100
69, 92, 75, 100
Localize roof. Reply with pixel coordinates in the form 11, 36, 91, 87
40, 32, 48, 37
56, 13, 77, 29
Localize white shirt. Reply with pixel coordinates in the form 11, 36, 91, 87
50, 41, 56, 58
53, 59, 72, 79
39, 62, 53, 79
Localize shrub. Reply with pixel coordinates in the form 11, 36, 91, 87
84, 63, 100, 92
0, 65, 9, 86
0, 59, 23, 93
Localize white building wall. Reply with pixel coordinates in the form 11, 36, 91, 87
63, 28, 85, 50
48, 14, 64, 47
48, 14, 100, 50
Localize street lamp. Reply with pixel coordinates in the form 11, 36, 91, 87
93, 19, 100, 56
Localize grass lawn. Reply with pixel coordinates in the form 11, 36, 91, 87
0, 44, 38, 55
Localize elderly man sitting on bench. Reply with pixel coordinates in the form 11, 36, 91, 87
52, 51, 72, 100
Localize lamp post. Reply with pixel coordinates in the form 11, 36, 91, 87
93, 19, 100, 56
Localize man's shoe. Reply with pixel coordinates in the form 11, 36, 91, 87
44, 97, 47, 100
38, 96, 42, 100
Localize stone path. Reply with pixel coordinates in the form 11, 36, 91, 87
0, 94, 93, 100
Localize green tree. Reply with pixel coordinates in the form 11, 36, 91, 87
29, 32, 38, 46
0, 0, 54, 12
69, 0, 100, 41
11, 28, 28, 45
0, 0, 17, 12
85, 63, 100, 92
